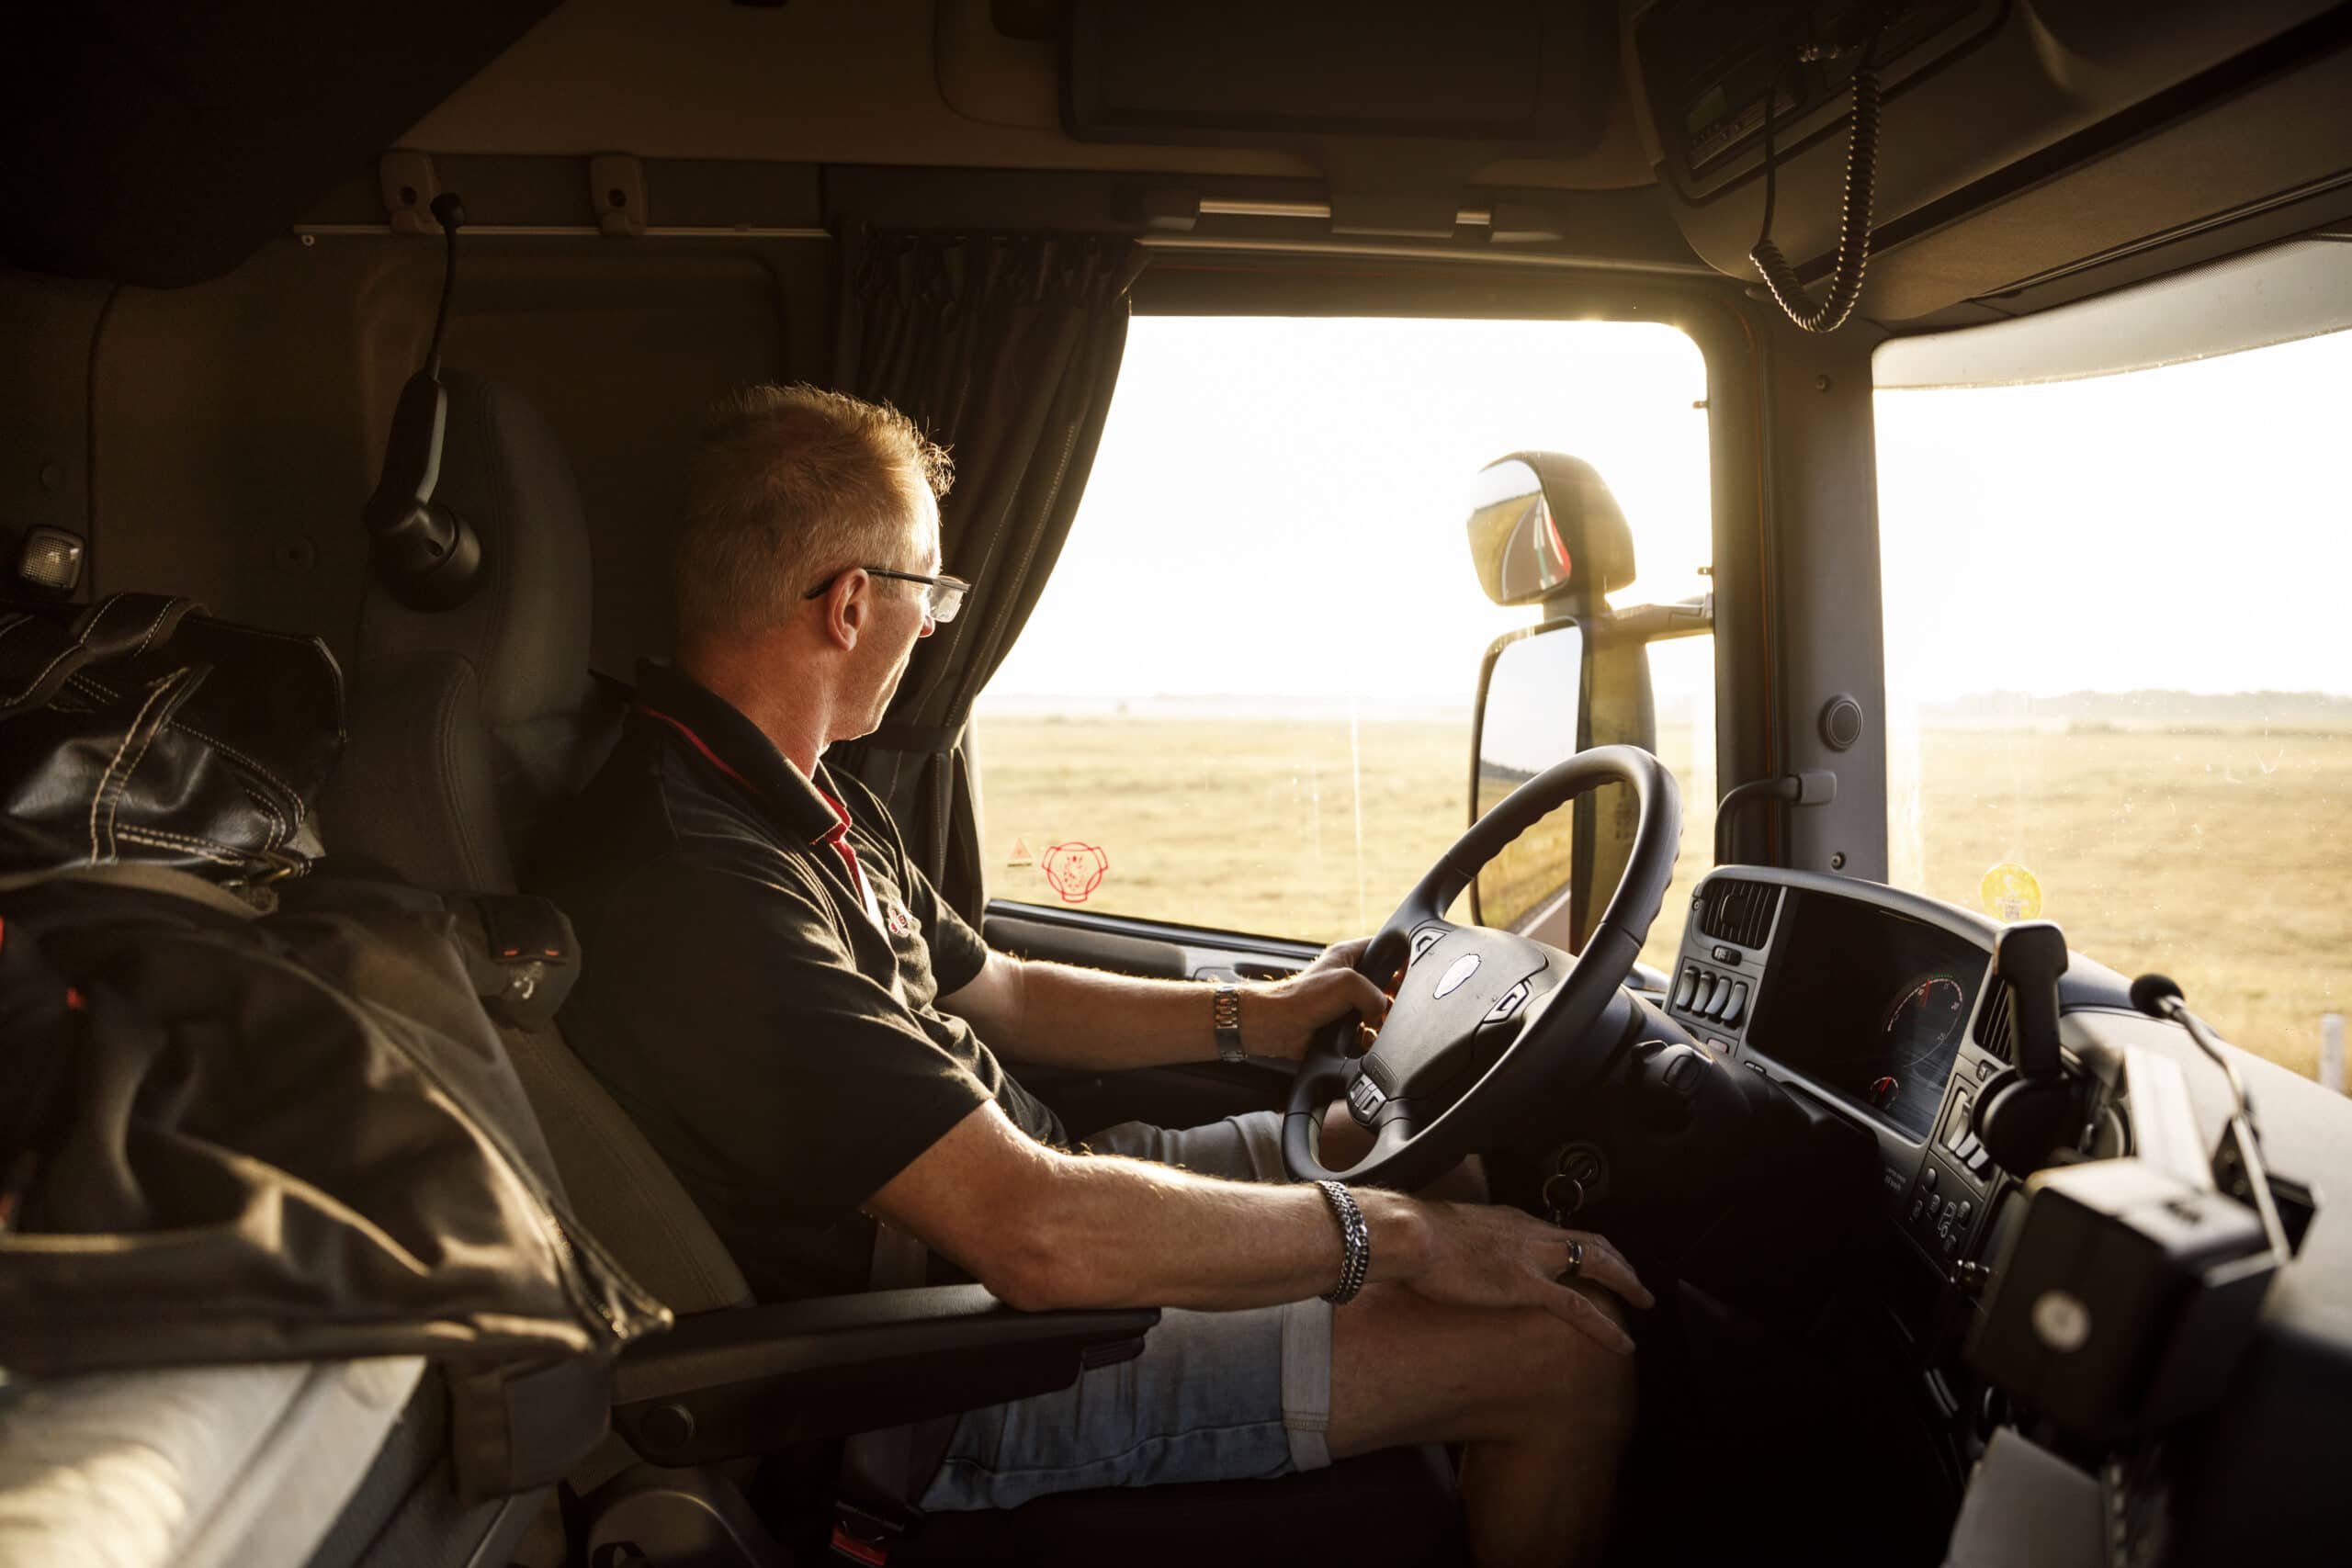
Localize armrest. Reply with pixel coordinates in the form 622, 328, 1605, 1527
610, 1284, 1159, 1467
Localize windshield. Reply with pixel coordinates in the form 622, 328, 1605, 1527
1876, 325, 2352, 1079
975, 314, 1714, 973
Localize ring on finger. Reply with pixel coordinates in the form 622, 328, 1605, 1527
1562, 1237, 1585, 1280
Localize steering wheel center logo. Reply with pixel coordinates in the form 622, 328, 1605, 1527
1041, 841, 1110, 904
1433, 953, 1481, 998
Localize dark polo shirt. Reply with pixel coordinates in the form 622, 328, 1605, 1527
536, 660, 1066, 1301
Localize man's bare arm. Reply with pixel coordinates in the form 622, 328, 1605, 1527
935, 942, 1386, 1070
865, 1102, 1650, 1352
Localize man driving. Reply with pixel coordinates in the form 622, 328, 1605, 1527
537, 384, 1650, 1567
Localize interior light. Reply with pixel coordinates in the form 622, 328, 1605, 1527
17, 525, 85, 593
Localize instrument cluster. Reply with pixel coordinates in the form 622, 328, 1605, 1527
1665, 870, 2018, 1269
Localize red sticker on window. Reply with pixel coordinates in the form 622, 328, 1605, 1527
1041, 842, 1110, 904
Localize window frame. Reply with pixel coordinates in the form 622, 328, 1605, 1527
971, 254, 1775, 947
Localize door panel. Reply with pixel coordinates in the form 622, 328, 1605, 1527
985, 902, 1322, 982
983, 900, 1322, 1138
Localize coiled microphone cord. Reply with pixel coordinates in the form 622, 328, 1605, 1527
1749, 36, 1883, 334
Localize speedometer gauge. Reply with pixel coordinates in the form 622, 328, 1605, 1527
1882, 975, 1969, 1081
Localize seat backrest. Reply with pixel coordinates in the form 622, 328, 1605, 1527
326, 369, 607, 894
322, 368, 749, 1322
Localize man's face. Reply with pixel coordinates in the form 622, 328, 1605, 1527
844, 483, 941, 737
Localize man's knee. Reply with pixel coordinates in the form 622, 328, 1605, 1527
1502, 1293, 1638, 1442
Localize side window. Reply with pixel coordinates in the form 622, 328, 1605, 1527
1876, 325, 2352, 1079
974, 315, 1713, 972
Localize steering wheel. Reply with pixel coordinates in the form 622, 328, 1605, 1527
1283, 744, 1679, 1190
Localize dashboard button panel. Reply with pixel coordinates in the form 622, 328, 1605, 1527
1670, 961, 1749, 1038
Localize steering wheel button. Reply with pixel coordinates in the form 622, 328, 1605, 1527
1484, 980, 1532, 1022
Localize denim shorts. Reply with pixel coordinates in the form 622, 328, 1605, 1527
915, 1110, 1336, 1513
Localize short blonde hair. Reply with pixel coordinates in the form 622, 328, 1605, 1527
675, 384, 953, 643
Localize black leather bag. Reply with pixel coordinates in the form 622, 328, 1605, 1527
0, 592, 345, 881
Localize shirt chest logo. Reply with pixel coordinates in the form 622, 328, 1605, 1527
885, 900, 914, 937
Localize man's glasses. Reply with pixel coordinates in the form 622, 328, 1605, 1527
803, 567, 972, 624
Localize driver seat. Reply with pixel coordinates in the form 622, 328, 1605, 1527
327, 370, 1465, 1566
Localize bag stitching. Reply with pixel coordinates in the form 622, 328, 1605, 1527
130, 596, 178, 658
115, 828, 244, 865
2, 592, 126, 705
1, 628, 95, 707
167, 718, 307, 824
88, 670, 182, 864
246, 782, 288, 850
236, 777, 289, 851
107, 667, 189, 860
115, 823, 247, 855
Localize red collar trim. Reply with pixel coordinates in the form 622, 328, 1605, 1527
638, 703, 852, 852
635, 705, 761, 797
812, 787, 855, 849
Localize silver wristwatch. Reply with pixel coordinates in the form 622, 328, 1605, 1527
1315, 1179, 1371, 1305
1211, 983, 1246, 1064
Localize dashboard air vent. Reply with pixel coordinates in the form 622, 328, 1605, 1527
1976, 980, 2015, 1063
1698, 877, 1781, 950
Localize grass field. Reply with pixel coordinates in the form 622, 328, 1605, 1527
975, 715, 2347, 1080
1894, 724, 2350, 1078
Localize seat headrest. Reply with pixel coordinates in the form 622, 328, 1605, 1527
356, 371, 593, 728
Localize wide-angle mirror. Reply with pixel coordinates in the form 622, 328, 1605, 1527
1470, 620, 1585, 943
1464, 451, 1639, 615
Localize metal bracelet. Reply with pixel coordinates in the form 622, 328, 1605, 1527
1314, 1179, 1371, 1305
1212, 983, 1246, 1064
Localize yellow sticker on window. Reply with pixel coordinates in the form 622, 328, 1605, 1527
1980, 862, 2043, 922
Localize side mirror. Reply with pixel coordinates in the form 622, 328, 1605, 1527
1465, 454, 1658, 953
1465, 453, 1638, 617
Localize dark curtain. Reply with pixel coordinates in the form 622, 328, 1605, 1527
826, 229, 1147, 921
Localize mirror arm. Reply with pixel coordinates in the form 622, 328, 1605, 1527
1592, 595, 1713, 646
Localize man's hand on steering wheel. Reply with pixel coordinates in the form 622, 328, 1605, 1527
1240, 936, 1390, 1061
1408, 1203, 1653, 1356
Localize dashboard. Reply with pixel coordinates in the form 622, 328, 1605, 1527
1641, 868, 2351, 1567
1663, 869, 2018, 1268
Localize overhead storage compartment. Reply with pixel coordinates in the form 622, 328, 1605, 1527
1623, 0, 2352, 321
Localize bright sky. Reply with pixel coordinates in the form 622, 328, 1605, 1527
981, 317, 1713, 716
1875, 326, 2352, 703
982, 314, 2352, 719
